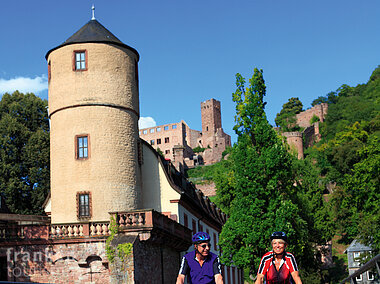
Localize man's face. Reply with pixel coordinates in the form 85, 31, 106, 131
272, 239, 287, 255
195, 242, 211, 257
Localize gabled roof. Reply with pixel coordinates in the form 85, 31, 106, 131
45, 19, 139, 60
345, 239, 373, 253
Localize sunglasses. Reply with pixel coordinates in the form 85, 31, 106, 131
199, 244, 211, 249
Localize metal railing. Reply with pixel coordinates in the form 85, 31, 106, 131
340, 254, 380, 283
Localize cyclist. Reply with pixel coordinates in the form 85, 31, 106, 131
176, 232, 224, 284
255, 231, 302, 284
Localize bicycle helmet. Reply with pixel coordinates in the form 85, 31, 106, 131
270, 231, 288, 243
192, 232, 211, 244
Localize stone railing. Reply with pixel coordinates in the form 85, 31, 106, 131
112, 209, 192, 250
1, 210, 191, 250
49, 222, 110, 239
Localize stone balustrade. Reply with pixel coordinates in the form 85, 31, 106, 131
1, 210, 191, 250
49, 222, 110, 239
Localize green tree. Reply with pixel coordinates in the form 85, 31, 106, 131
275, 97, 303, 131
0, 91, 50, 214
216, 69, 311, 273
330, 135, 380, 251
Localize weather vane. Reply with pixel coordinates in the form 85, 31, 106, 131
91, 5, 96, 20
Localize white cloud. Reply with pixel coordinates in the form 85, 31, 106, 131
0, 75, 48, 95
139, 117, 156, 129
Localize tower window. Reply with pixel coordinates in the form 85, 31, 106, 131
48, 61, 51, 82
73, 50, 87, 71
165, 137, 170, 143
157, 138, 161, 144
150, 139, 155, 145
77, 192, 91, 218
76, 135, 89, 159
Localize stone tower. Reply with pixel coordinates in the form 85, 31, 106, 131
201, 98, 222, 135
46, 19, 141, 224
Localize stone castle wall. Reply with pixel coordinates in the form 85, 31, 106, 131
139, 121, 193, 161
195, 182, 217, 196
282, 103, 328, 159
282, 132, 304, 159
139, 99, 231, 167
296, 103, 328, 128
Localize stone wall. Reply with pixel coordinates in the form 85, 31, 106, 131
139, 121, 192, 161
201, 99, 222, 135
1, 240, 109, 284
195, 182, 217, 196
139, 99, 231, 168
48, 42, 141, 224
296, 103, 328, 128
282, 132, 304, 159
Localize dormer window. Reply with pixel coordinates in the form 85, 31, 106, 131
74, 50, 87, 71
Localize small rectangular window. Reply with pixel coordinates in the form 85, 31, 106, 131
157, 138, 161, 144
150, 139, 155, 145
367, 271, 374, 281
74, 51, 87, 71
164, 126, 169, 130
76, 135, 89, 159
172, 125, 177, 129
48, 61, 51, 82
355, 274, 362, 281
150, 128, 155, 133
143, 130, 147, 134
156, 127, 161, 132
165, 150, 170, 154
165, 137, 169, 143
77, 192, 91, 219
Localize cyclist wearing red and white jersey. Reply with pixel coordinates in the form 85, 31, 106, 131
255, 232, 302, 284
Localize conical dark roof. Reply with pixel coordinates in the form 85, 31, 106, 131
45, 19, 139, 60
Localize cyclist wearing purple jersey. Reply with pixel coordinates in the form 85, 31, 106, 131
176, 232, 224, 284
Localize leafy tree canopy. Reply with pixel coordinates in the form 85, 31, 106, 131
306, 65, 380, 252
0, 91, 50, 214
215, 69, 328, 275
275, 97, 303, 131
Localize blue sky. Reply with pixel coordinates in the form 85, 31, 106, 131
0, 1, 379, 143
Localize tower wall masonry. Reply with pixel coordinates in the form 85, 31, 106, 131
48, 42, 141, 224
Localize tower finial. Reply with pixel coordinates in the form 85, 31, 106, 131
91, 4, 95, 20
